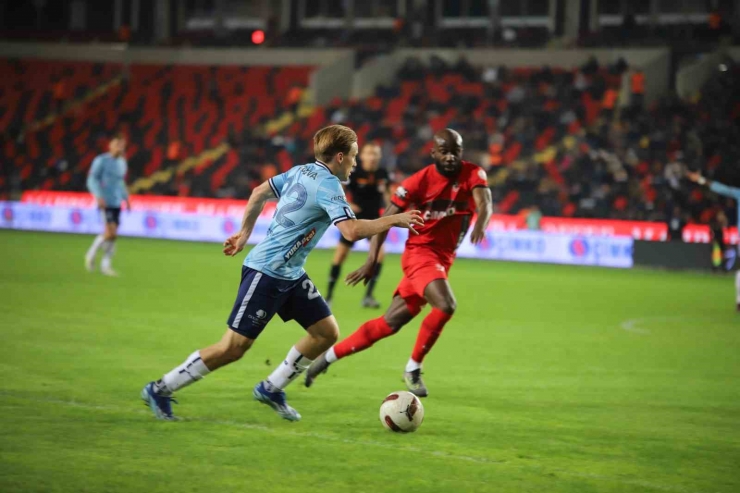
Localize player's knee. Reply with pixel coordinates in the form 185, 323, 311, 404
222, 345, 247, 363
436, 299, 456, 315
221, 339, 252, 363
320, 324, 340, 346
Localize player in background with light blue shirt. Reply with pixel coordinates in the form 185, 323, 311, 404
687, 170, 740, 310
142, 125, 423, 421
85, 133, 130, 276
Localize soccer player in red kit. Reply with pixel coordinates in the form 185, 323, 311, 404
305, 128, 493, 396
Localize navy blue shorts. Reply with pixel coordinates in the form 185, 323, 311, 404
104, 207, 121, 225
227, 266, 332, 339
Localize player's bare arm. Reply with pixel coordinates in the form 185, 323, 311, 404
470, 187, 493, 244
345, 203, 405, 286
223, 180, 276, 257
335, 207, 423, 243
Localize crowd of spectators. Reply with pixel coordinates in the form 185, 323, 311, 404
2, 53, 739, 236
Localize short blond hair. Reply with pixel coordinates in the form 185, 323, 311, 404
313, 125, 357, 163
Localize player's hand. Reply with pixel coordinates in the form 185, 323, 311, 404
686, 171, 702, 183
470, 226, 486, 244
96, 197, 106, 209
223, 232, 248, 257
394, 209, 424, 235
345, 260, 376, 287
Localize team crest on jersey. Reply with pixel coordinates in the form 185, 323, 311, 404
395, 186, 408, 198
452, 182, 460, 192
284, 228, 316, 261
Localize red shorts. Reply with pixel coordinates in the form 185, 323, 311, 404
394, 248, 453, 315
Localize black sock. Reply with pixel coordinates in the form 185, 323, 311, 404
327, 263, 341, 300
365, 262, 383, 299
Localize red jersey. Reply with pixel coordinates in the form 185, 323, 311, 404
391, 161, 487, 262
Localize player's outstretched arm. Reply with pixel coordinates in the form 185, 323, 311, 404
687, 171, 740, 199
343, 203, 415, 286
336, 207, 423, 243
223, 181, 275, 257
470, 187, 493, 244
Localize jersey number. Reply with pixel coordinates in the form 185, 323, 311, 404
275, 183, 308, 228
302, 279, 321, 300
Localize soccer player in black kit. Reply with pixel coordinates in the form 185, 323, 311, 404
326, 142, 390, 308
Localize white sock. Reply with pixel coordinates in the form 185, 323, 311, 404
86, 234, 105, 260
156, 351, 211, 395
735, 271, 740, 304
325, 346, 337, 363
405, 358, 421, 373
264, 346, 313, 391
101, 240, 116, 270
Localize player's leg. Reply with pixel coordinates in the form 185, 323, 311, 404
142, 328, 254, 420
326, 239, 352, 304
255, 274, 335, 420
403, 279, 457, 397
141, 267, 271, 420
85, 231, 106, 272
305, 289, 423, 387
100, 210, 120, 276
85, 209, 116, 272
362, 244, 385, 308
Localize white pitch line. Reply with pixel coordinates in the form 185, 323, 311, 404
0, 392, 699, 493
619, 316, 690, 335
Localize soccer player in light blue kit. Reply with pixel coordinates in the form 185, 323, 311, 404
85, 133, 130, 276
687, 170, 740, 310
141, 125, 423, 421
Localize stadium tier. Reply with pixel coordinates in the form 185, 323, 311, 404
2, 54, 739, 233
1, 59, 312, 198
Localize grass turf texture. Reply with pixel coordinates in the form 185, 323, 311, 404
1, 230, 738, 493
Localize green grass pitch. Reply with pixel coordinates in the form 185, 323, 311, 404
1, 230, 738, 493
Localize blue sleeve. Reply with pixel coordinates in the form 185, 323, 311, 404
120, 160, 129, 199
317, 177, 356, 225
268, 168, 294, 198
86, 157, 103, 197
710, 181, 740, 200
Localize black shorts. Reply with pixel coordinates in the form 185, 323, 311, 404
104, 207, 121, 225
226, 266, 332, 339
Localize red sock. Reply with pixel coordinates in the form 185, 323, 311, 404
411, 308, 452, 363
333, 316, 395, 360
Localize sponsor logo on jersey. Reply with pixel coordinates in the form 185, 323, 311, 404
395, 186, 408, 198
478, 169, 487, 181
423, 206, 457, 220
329, 195, 346, 202
283, 228, 317, 261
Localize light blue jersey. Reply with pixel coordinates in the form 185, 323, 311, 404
245, 161, 356, 280
86, 153, 129, 207
711, 181, 740, 225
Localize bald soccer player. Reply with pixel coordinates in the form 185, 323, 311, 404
305, 129, 493, 397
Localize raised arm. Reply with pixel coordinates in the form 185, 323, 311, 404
470, 186, 493, 244
687, 171, 740, 199
223, 181, 276, 256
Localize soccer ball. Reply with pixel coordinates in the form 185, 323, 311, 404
379, 391, 424, 433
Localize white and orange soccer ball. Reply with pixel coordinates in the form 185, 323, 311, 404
379, 391, 424, 433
